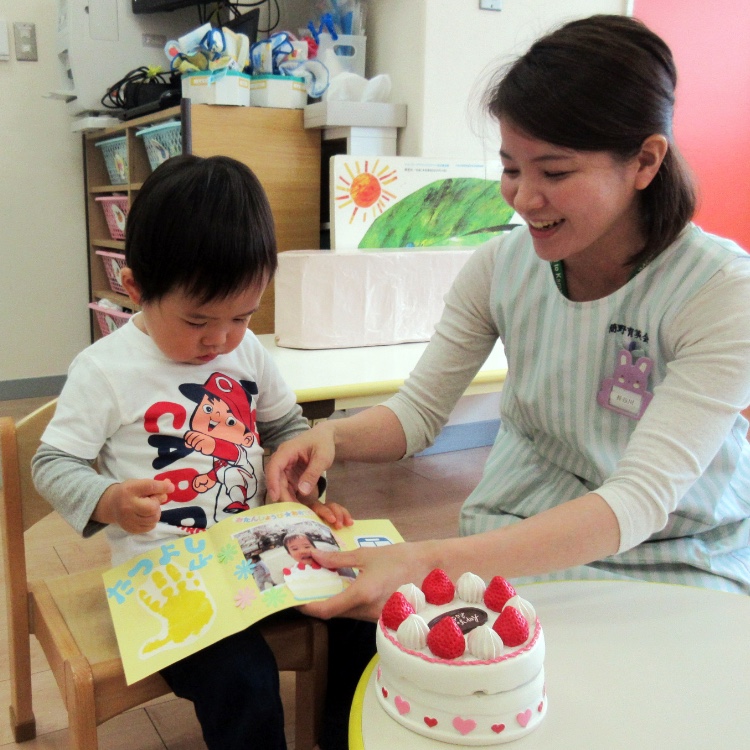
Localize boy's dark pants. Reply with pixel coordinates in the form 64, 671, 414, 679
160, 614, 376, 750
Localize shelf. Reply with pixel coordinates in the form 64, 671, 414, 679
91, 239, 125, 251
88, 184, 131, 194
83, 100, 321, 341
93, 290, 140, 311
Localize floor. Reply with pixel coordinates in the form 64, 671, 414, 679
0, 397, 490, 749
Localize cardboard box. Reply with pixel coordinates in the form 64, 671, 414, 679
304, 100, 407, 129
181, 70, 251, 106
274, 248, 474, 349
249, 75, 307, 109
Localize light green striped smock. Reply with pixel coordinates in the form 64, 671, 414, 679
386, 225, 750, 594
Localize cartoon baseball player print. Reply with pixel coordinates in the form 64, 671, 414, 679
179, 373, 261, 520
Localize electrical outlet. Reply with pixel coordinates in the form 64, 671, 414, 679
479, 0, 503, 10
13, 21, 38, 62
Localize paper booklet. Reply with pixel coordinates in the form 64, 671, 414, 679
103, 502, 402, 684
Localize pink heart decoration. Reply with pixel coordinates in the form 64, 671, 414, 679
452, 717, 477, 736
381, 687, 388, 698
424, 717, 438, 728
491, 724, 506, 734
516, 709, 532, 728
395, 696, 411, 715
538, 701, 544, 712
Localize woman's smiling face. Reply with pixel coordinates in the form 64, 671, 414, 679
499, 119, 645, 268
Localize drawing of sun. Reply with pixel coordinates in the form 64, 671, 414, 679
335, 159, 399, 223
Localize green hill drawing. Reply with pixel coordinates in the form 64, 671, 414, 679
358, 177, 517, 249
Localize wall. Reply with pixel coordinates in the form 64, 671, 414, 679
368, 0, 627, 160
0, 0, 89, 396
634, 0, 750, 249
1, 0, 625, 397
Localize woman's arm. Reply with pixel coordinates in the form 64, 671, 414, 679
303, 492, 620, 621
266, 241, 502, 500
265, 405, 407, 502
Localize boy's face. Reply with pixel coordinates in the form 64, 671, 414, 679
286, 537, 315, 564
125, 277, 267, 365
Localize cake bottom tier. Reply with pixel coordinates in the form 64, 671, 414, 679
375, 663, 546, 745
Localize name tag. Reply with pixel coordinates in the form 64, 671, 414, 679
608, 385, 642, 416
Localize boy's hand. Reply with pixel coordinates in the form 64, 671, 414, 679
95, 478, 174, 534
283, 477, 353, 529
306, 498, 353, 529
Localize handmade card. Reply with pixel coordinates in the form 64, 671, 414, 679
104, 502, 402, 684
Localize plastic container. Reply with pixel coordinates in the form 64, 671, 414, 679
136, 120, 182, 172
88, 302, 132, 336
249, 75, 307, 109
95, 195, 129, 240
95, 250, 127, 294
95, 136, 129, 185
181, 70, 251, 106
316, 33, 366, 78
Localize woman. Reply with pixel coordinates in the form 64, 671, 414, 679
266, 15, 750, 620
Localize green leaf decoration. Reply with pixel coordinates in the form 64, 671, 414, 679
358, 177, 517, 249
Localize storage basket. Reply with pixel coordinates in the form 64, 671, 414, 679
95, 195, 129, 240
95, 250, 127, 294
88, 302, 132, 336
136, 120, 182, 171
95, 136, 129, 185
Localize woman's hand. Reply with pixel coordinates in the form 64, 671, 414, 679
266, 423, 336, 504
297, 541, 440, 621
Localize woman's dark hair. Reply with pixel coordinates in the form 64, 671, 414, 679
125, 154, 277, 303
484, 14, 696, 265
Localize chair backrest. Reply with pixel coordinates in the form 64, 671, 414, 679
0, 399, 58, 534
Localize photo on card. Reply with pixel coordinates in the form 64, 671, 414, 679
232, 519, 355, 600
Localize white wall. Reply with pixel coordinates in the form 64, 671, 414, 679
0, 0, 89, 389
368, 0, 627, 159
0, 0, 626, 394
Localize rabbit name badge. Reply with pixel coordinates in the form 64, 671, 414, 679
597, 348, 654, 420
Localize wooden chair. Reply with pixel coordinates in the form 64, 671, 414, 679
1, 400, 328, 749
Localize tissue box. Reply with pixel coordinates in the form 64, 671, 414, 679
181, 70, 251, 106
249, 75, 307, 109
274, 249, 474, 349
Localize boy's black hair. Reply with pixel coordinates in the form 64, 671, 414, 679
125, 154, 277, 303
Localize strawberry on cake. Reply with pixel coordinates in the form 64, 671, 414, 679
375, 569, 546, 745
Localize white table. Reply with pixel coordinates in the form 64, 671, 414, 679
258, 334, 508, 419
350, 580, 750, 749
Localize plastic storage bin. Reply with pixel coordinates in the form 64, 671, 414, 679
95, 136, 128, 185
316, 33, 366, 78
136, 120, 182, 171
249, 75, 307, 109
95, 250, 127, 294
95, 195, 129, 240
88, 302, 132, 336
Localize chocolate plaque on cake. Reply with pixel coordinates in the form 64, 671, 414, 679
428, 606, 487, 633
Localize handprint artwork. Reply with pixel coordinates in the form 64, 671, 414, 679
137, 562, 217, 657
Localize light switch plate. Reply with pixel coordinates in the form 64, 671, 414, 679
479, 0, 503, 10
13, 21, 38, 61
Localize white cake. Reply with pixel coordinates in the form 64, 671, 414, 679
375, 569, 546, 745
283, 562, 345, 601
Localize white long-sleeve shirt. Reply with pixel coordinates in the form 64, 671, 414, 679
385, 224, 750, 593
